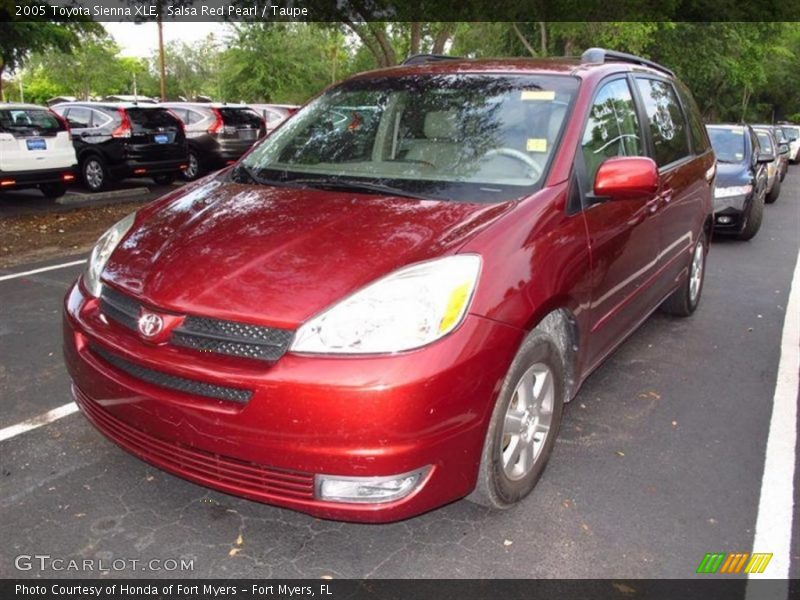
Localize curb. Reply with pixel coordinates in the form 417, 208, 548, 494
57, 186, 150, 206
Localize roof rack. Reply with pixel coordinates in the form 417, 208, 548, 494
580, 47, 674, 77
402, 54, 461, 66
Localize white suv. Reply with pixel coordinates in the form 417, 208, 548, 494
0, 103, 77, 198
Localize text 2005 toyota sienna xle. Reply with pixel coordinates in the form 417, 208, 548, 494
64, 50, 714, 522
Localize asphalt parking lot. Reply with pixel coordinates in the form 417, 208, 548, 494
0, 171, 798, 580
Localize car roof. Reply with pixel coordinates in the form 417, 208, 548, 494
54, 102, 166, 110
346, 55, 674, 83
0, 103, 51, 111
161, 102, 253, 109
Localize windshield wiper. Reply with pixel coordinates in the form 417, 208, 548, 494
231, 164, 306, 189
289, 177, 436, 200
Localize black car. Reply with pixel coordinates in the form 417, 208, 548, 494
706, 123, 773, 240
51, 102, 188, 192
160, 103, 266, 181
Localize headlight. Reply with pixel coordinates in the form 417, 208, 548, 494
714, 185, 752, 199
291, 255, 481, 354
83, 212, 136, 297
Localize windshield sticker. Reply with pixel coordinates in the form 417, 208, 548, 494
735, 153, 744, 159
521, 90, 556, 101
527, 138, 548, 152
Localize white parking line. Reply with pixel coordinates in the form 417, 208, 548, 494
746, 249, 799, 593
0, 259, 85, 282
0, 402, 78, 443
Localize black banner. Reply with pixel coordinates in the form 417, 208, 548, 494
3, 0, 800, 22
2, 579, 799, 600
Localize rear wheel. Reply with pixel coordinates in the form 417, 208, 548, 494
660, 232, 706, 317
181, 150, 202, 181
765, 177, 781, 204
152, 173, 177, 185
81, 156, 109, 192
468, 330, 565, 509
738, 192, 764, 241
39, 183, 66, 199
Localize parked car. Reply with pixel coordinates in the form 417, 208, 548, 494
0, 103, 77, 198
706, 124, 772, 240
764, 125, 790, 181
46, 96, 76, 107
248, 103, 299, 134
103, 95, 158, 104
778, 124, 800, 163
752, 127, 782, 203
51, 102, 188, 192
161, 103, 266, 181
64, 49, 714, 522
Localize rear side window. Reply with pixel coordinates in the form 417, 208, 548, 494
218, 108, 263, 127
581, 78, 644, 184
675, 81, 708, 155
65, 107, 91, 129
126, 108, 181, 129
635, 78, 690, 167
0, 108, 64, 134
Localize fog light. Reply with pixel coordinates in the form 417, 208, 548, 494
316, 467, 430, 503
717, 215, 733, 224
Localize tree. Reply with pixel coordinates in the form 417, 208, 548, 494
0, 10, 101, 100
159, 35, 223, 100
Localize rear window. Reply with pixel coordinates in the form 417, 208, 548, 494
0, 108, 64, 135
707, 126, 746, 163
126, 108, 181, 129
218, 108, 263, 127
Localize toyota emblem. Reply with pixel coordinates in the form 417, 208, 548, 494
138, 312, 164, 338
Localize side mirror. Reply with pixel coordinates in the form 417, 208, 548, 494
594, 157, 659, 200
789, 136, 798, 143
778, 143, 790, 155
757, 152, 775, 163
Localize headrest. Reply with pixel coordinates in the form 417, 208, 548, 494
424, 110, 459, 140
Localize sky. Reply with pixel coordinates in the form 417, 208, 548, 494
104, 22, 234, 58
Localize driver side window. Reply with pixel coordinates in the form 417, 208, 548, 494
581, 79, 644, 185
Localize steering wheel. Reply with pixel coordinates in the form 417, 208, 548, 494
481, 147, 543, 179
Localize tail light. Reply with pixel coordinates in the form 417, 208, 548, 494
112, 108, 132, 138
207, 108, 224, 135
50, 110, 71, 134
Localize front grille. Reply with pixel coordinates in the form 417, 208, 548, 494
75, 387, 315, 501
172, 316, 294, 361
91, 344, 252, 404
98, 286, 294, 362
99, 286, 140, 331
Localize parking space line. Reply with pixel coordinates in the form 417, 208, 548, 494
0, 402, 78, 443
747, 249, 799, 589
0, 259, 86, 282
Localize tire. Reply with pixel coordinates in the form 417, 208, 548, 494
152, 173, 177, 185
468, 329, 565, 509
180, 150, 202, 181
765, 176, 781, 204
660, 231, 707, 317
81, 155, 109, 192
39, 183, 66, 199
738, 191, 764, 241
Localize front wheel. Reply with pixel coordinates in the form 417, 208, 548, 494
738, 192, 764, 241
660, 232, 706, 317
468, 330, 565, 509
765, 177, 781, 204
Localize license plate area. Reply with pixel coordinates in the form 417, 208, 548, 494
26, 138, 47, 151
153, 133, 170, 144
238, 129, 257, 140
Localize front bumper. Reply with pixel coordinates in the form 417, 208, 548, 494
63, 281, 523, 522
713, 193, 751, 233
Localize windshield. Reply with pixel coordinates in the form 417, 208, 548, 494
0, 108, 63, 136
240, 74, 578, 202
755, 131, 773, 154
782, 126, 799, 141
707, 126, 746, 163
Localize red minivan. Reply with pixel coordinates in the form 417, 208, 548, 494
63, 49, 714, 522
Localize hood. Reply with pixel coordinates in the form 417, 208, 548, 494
103, 179, 512, 328
715, 161, 751, 187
